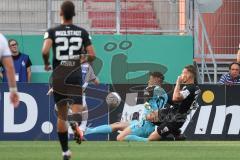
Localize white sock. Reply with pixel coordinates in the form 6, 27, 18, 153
62, 150, 71, 156
79, 110, 88, 132
80, 94, 88, 132
80, 120, 87, 132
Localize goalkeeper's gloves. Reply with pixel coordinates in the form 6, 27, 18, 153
144, 102, 153, 112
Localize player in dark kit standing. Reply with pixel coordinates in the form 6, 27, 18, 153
42, 1, 95, 160
146, 65, 201, 141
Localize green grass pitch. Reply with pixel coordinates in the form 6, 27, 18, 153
1, 141, 240, 160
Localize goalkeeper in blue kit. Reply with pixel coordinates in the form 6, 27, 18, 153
116, 85, 167, 141
84, 72, 168, 142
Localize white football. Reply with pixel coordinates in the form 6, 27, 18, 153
106, 92, 121, 107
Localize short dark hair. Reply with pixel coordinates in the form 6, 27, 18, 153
8, 39, 18, 46
184, 65, 197, 84
149, 71, 164, 83
229, 62, 240, 70
61, 1, 75, 20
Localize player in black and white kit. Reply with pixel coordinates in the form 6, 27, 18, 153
42, 1, 95, 160
146, 65, 201, 141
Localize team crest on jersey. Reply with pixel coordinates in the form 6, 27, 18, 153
22, 61, 26, 66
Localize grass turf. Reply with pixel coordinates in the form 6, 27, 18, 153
0, 141, 240, 160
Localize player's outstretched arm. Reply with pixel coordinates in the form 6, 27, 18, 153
2, 56, 19, 107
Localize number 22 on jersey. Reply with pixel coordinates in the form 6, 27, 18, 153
55, 37, 82, 60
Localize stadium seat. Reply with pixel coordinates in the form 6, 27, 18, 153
86, 0, 159, 33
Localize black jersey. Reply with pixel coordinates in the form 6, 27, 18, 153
44, 24, 92, 69
170, 84, 201, 114
156, 84, 200, 133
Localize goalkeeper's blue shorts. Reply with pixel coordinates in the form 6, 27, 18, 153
129, 119, 155, 138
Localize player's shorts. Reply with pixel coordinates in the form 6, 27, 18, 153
157, 107, 185, 137
52, 63, 83, 105
52, 60, 83, 105
53, 91, 82, 105
156, 121, 184, 137
130, 120, 155, 138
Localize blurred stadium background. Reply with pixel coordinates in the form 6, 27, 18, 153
1, 0, 240, 159
1, 0, 239, 83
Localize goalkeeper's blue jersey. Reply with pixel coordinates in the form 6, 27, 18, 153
129, 85, 168, 138
143, 85, 168, 116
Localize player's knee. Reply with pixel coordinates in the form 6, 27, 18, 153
148, 136, 156, 141
58, 114, 68, 121
71, 104, 84, 112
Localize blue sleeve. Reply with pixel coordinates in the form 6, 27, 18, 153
154, 86, 168, 108
219, 74, 226, 84
144, 86, 168, 114
147, 94, 167, 112
157, 93, 168, 109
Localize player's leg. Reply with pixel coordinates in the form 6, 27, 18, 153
117, 121, 157, 142
148, 122, 170, 141
56, 99, 72, 160
78, 107, 88, 132
117, 125, 150, 142
84, 124, 112, 135
116, 126, 132, 141
70, 102, 84, 144
111, 122, 129, 131
117, 120, 146, 141
79, 95, 88, 133
124, 135, 148, 142
121, 121, 154, 142
85, 121, 129, 135
168, 122, 186, 141
148, 130, 161, 141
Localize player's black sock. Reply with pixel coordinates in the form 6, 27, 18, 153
58, 132, 69, 152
